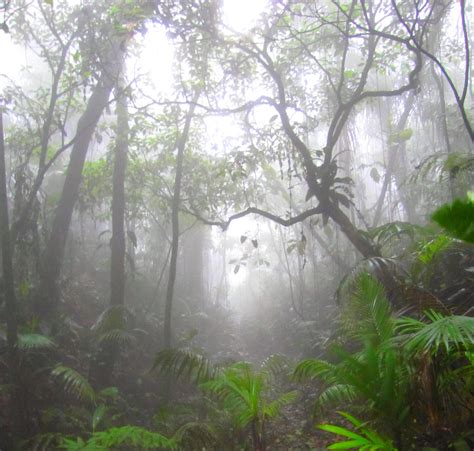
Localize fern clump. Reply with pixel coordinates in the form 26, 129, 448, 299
59, 426, 176, 450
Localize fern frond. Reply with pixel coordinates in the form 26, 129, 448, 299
84, 426, 175, 450
152, 348, 220, 384
293, 358, 337, 382
17, 333, 56, 350
51, 365, 96, 403
173, 421, 218, 449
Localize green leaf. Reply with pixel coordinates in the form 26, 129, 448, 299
328, 439, 367, 449
344, 69, 356, 79
432, 195, 474, 243
318, 424, 366, 440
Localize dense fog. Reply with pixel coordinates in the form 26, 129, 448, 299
0, 1, 473, 449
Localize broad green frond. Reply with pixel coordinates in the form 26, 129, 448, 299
318, 411, 396, 450
17, 333, 56, 350
397, 311, 474, 356
51, 365, 96, 403
432, 196, 474, 243
152, 348, 220, 384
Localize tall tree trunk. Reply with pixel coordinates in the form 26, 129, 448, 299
90, 74, 129, 388
0, 105, 25, 447
163, 92, 200, 350
39, 36, 126, 318
110, 78, 128, 309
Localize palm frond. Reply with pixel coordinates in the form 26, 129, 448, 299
51, 365, 96, 403
17, 333, 56, 350
97, 329, 136, 347
317, 384, 358, 409
260, 353, 291, 379
152, 348, 220, 384
201, 363, 263, 429
293, 358, 337, 382
92, 305, 132, 336
342, 272, 393, 345
367, 221, 424, 249
397, 311, 474, 356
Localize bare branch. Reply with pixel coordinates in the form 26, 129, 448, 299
187, 205, 324, 231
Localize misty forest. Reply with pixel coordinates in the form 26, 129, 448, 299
0, 0, 473, 449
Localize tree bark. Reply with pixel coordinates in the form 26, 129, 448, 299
0, 105, 25, 446
39, 36, 126, 318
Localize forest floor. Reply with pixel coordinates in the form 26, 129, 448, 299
266, 389, 337, 449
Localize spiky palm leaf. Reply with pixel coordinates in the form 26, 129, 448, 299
51, 365, 96, 403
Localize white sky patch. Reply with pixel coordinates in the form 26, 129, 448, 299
131, 25, 174, 94
222, 0, 267, 32
0, 32, 26, 89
